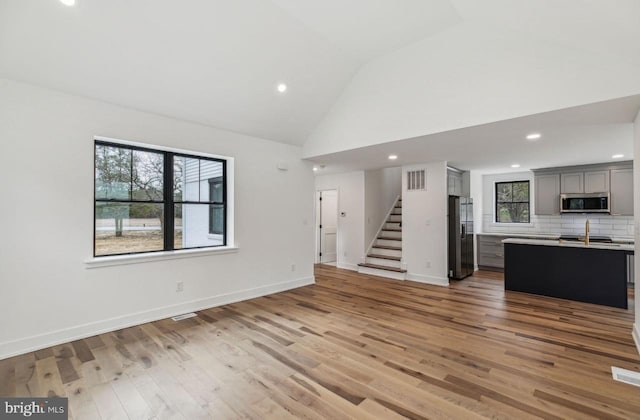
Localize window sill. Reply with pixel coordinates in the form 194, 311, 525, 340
85, 246, 239, 269
491, 222, 534, 227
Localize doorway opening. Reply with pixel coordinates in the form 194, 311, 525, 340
316, 190, 338, 265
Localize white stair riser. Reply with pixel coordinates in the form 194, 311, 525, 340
376, 238, 402, 247
358, 266, 406, 281
370, 248, 402, 258
388, 215, 402, 222
366, 257, 401, 268
385, 222, 401, 230
380, 230, 402, 239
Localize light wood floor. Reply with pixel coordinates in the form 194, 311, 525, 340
1, 265, 639, 419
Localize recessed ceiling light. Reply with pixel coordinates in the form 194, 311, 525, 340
312, 167, 318, 172
277, 83, 287, 93
388, 154, 398, 160
526, 133, 541, 140
59, 0, 76, 6
511, 164, 521, 168
612, 154, 625, 159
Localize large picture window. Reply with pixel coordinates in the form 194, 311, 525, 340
495, 181, 530, 223
94, 140, 227, 257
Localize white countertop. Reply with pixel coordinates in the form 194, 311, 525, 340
502, 238, 634, 252
477, 232, 559, 239
477, 232, 634, 244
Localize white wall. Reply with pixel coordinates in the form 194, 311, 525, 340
364, 167, 402, 251
0, 79, 315, 360
303, 22, 640, 158
480, 171, 634, 238
315, 171, 365, 270
634, 109, 640, 354
402, 162, 448, 285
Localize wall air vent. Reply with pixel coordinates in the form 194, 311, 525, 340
171, 312, 197, 322
407, 169, 426, 191
612, 366, 640, 388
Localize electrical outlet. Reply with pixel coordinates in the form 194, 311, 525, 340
291, 264, 296, 272
343, 251, 347, 257
176, 281, 184, 292
426, 261, 431, 268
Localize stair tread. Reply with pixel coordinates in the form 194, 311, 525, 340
358, 263, 407, 273
372, 245, 402, 251
378, 236, 401, 241
367, 254, 401, 261
382, 228, 402, 232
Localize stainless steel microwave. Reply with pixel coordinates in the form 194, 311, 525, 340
560, 192, 610, 213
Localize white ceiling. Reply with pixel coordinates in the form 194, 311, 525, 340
1, 0, 639, 173
270, 0, 461, 62
0, 0, 460, 145
308, 95, 640, 175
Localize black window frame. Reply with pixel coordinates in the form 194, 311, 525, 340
495, 180, 530, 224
94, 140, 227, 257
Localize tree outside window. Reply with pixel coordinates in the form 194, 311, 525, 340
496, 181, 530, 223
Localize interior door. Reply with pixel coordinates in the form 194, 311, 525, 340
319, 190, 337, 263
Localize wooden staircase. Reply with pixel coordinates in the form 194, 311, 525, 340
358, 198, 406, 280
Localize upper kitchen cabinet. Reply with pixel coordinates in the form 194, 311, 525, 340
584, 170, 610, 193
610, 168, 633, 215
560, 172, 584, 193
447, 169, 463, 196
561, 170, 610, 193
535, 174, 560, 215
534, 161, 633, 216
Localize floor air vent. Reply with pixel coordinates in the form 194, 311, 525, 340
171, 312, 197, 322
612, 367, 640, 387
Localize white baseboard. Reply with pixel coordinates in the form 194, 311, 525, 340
633, 323, 640, 356
337, 262, 358, 271
407, 273, 449, 286
0, 276, 315, 361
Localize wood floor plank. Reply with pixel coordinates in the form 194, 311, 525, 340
2, 265, 639, 418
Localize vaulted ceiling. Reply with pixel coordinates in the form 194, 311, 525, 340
1, 0, 639, 167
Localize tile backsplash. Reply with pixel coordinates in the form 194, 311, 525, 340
482, 214, 634, 238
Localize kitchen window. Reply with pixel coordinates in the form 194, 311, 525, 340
495, 181, 530, 223
94, 140, 227, 257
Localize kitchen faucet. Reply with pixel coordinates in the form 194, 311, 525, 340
585, 218, 590, 246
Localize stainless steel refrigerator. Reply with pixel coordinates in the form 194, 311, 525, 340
448, 195, 474, 280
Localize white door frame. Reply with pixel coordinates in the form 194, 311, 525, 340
315, 189, 339, 264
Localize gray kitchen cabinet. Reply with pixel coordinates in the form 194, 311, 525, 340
535, 174, 560, 215
477, 235, 505, 271
561, 172, 584, 193
584, 170, 610, 193
610, 168, 633, 215
447, 170, 463, 196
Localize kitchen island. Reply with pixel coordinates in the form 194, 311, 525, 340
503, 238, 633, 309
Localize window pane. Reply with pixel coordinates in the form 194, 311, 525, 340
512, 182, 529, 202
95, 145, 131, 200
173, 156, 200, 201
496, 183, 512, 203
173, 156, 185, 201
515, 203, 530, 223
174, 204, 224, 249
209, 204, 224, 234
132, 150, 164, 201
497, 203, 514, 223
95, 202, 164, 256
174, 156, 223, 202
209, 177, 223, 203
